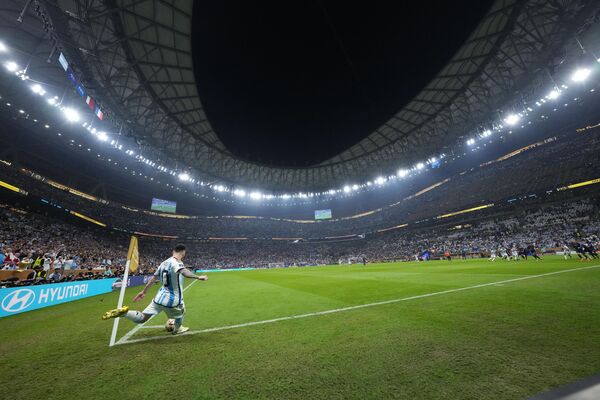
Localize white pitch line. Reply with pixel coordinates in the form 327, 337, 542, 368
118, 264, 600, 346
114, 279, 199, 345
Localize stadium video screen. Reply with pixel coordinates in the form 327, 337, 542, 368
314, 209, 332, 220
151, 198, 177, 214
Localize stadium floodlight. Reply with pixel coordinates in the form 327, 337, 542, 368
4, 61, 18, 72
233, 189, 246, 197
503, 114, 520, 126
178, 172, 190, 181
97, 131, 108, 141
0, 42, 6, 52
482, 129, 492, 137
546, 89, 560, 100
397, 169, 409, 178
249, 191, 262, 200
44, 124, 50, 128
343, 185, 351, 193
416, 162, 425, 170
466, 138, 476, 146
352, 184, 359, 191
375, 176, 386, 185
328, 189, 336, 195
30, 84, 45, 95
47, 97, 57, 106
281, 193, 291, 199
571, 67, 591, 82
62, 107, 80, 122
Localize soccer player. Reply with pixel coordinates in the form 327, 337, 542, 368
584, 241, 599, 259
500, 246, 509, 261
511, 246, 519, 261
102, 244, 208, 334
489, 248, 497, 261
528, 244, 542, 261
444, 250, 451, 261
574, 242, 590, 261
562, 244, 572, 260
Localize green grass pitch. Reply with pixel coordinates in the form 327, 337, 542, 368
1, 256, 600, 399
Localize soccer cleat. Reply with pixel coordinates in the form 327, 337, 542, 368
101, 305, 129, 320
172, 326, 189, 335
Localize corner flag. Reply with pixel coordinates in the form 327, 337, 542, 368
109, 235, 139, 346
127, 236, 139, 273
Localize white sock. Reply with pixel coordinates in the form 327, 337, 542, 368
125, 310, 145, 323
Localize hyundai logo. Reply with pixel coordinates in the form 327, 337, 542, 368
2, 289, 36, 313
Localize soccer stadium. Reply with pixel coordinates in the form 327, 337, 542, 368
1, 0, 600, 399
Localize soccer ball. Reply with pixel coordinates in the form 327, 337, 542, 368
165, 319, 175, 332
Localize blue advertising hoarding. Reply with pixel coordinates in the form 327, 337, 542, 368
0, 278, 117, 318
111, 274, 153, 290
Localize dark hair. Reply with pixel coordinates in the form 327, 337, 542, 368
173, 244, 186, 253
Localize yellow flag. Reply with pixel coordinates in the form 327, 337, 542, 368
126, 235, 139, 273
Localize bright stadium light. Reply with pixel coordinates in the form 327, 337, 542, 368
62, 107, 80, 122
30, 84, 45, 95
178, 172, 190, 181
571, 68, 591, 82
0, 42, 7, 52
328, 189, 336, 195
416, 162, 425, 170
249, 191, 262, 200
281, 193, 291, 199
233, 189, 246, 197
546, 89, 560, 100
375, 176, 386, 185
47, 97, 58, 106
343, 185, 351, 193
4, 61, 18, 72
466, 138, 476, 146
352, 184, 359, 191
504, 114, 520, 126
482, 129, 492, 137
97, 131, 108, 141
397, 169, 409, 178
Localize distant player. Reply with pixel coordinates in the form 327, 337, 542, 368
527, 244, 542, 261
562, 244, 572, 260
574, 242, 590, 261
511, 246, 519, 261
500, 246, 509, 261
489, 249, 496, 261
584, 241, 599, 259
102, 244, 208, 334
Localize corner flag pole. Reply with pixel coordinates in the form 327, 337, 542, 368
109, 235, 139, 347
109, 259, 130, 346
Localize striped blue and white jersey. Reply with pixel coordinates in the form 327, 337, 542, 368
153, 256, 185, 307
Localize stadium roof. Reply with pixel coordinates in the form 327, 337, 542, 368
1, 0, 599, 191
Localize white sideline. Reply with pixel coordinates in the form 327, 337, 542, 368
117, 264, 600, 346
114, 279, 199, 345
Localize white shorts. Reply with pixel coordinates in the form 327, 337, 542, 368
143, 301, 185, 319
